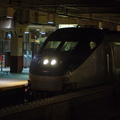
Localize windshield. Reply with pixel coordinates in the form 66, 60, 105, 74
44, 41, 61, 50
42, 41, 78, 52
60, 42, 78, 52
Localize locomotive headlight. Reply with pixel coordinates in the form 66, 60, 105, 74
51, 59, 57, 65
43, 59, 49, 65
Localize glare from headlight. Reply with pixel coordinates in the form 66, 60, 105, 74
51, 59, 56, 65
43, 59, 49, 65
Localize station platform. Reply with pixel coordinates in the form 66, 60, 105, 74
0, 67, 29, 90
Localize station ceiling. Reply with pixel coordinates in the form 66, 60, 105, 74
1, 0, 120, 24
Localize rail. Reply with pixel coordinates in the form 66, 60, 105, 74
0, 81, 120, 118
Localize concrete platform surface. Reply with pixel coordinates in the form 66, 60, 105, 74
0, 68, 29, 89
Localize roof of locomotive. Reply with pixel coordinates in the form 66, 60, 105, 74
46, 27, 104, 43
38, 27, 120, 54
45, 27, 120, 43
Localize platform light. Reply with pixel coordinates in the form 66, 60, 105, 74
24, 32, 29, 34
40, 32, 46, 35
48, 22, 54, 24
59, 24, 77, 28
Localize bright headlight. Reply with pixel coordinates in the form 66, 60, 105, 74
51, 59, 57, 65
43, 59, 49, 65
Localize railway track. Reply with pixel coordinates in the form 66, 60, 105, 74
0, 81, 120, 120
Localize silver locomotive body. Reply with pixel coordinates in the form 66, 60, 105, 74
29, 28, 120, 91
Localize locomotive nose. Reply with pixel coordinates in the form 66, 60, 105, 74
30, 53, 66, 76
42, 58, 57, 66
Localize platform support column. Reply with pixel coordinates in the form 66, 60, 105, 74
10, 24, 27, 73
117, 25, 120, 31
98, 22, 103, 29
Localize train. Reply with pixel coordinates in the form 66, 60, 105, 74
29, 27, 120, 92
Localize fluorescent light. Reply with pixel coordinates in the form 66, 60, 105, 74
48, 22, 54, 24
40, 32, 46, 35
24, 32, 29, 34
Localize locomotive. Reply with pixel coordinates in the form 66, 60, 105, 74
29, 27, 120, 92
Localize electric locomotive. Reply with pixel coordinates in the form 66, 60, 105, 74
29, 27, 120, 92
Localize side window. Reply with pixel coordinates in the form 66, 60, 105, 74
90, 41, 97, 49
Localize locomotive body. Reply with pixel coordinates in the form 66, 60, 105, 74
29, 27, 120, 92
